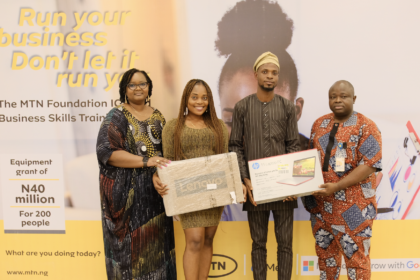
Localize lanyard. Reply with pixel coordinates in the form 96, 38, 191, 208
323, 123, 339, 172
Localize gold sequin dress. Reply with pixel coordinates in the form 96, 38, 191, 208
162, 119, 229, 229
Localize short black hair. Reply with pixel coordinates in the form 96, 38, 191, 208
329, 80, 355, 95
119, 68, 153, 104
215, 0, 299, 99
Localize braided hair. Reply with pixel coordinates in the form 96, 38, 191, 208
173, 79, 224, 160
119, 68, 153, 105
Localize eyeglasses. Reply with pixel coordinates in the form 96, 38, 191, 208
127, 82, 148, 90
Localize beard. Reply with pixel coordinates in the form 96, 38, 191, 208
258, 83, 276, 92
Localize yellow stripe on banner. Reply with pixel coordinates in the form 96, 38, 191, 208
9, 179, 59, 181
10, 206, 61, 208
175, 221, 420, 279
0, 220, 107, 280
1, 220, 420, 279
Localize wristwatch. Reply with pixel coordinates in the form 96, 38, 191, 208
143, 156, 149, 168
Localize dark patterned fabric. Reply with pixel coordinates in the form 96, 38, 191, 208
304, 112, 382, 280
262, 103, 271, 158
341, 204, 366, 231
228, 94, 300, 211
247, 210, 294, 280
315, 228, 334, 249
96, 105, 176, 280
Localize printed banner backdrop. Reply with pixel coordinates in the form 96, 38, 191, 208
0, 0, 419, 279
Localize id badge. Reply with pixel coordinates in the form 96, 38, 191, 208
335, 157, 345, 172
335, 142, 345, 172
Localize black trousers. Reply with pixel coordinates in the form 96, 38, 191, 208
247, 210, 294, 280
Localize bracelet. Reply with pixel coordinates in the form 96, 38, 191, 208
143, 156, 149, 168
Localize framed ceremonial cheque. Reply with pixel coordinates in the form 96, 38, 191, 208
249, 149, 324, 204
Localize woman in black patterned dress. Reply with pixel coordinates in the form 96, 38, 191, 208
96, 69, 176, 280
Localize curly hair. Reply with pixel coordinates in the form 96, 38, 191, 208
215, 0, 299, 99
119, 68, 153, 105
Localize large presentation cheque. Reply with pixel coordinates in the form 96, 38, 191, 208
248, 149, 324, 204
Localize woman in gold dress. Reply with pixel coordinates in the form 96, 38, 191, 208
153, 79, 246, 280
